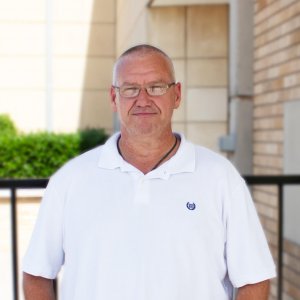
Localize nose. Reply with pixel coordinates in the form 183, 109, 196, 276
135, 87, 151, 106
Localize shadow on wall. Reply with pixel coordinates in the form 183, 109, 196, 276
79, 0, 115, 132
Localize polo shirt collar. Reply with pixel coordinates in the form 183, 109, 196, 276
97, 132, 126, 170
98, 132, 196, 178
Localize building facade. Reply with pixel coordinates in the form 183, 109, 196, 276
253, 1, 300, 299
0, 0, 299, 299
0, 0, 116, 133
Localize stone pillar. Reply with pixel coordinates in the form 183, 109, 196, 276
222, 0, 254, 174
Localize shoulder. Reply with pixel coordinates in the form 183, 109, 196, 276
51, 132, 120, 179
61, 145, 103, 173
191, 142, 245, 188
176, 133, 243, 185
47, 145, 104, 189
194, 144, 237, 172
194, 145, 229, 166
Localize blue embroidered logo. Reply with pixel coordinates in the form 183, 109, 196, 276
186, 202, 196, 210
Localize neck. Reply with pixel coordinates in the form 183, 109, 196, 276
117, 131, 180, 174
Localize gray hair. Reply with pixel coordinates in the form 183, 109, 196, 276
112, 44, 175, 85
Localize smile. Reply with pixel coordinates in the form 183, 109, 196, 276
132, 112, 157, 116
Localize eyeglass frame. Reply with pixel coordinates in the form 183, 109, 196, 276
112, 82, 176, 98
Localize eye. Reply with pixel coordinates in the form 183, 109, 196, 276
120, 86, 139, 97
148, 85, 165, 95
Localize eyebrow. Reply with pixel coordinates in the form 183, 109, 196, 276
120, 80, 168, 86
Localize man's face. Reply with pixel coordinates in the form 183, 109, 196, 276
110, 52, 181, 137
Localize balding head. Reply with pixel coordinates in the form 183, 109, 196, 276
112, 44, 175, 85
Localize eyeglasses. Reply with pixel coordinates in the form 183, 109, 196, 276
113, 82, 176, 98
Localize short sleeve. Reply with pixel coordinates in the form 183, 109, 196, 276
22, 175, 65, 279
225, 178, 276, 287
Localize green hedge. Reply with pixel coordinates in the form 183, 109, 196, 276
0, 114, 17, 137
0, 129, 109, 179
79, 128, 108, 153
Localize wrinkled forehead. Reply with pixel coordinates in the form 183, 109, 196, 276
113, 52, 175, 85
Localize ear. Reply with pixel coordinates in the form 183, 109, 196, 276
174, 82, 181, 109
110, 86, 118, 112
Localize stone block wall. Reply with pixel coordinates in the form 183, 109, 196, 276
148, 5, 229, 152
253, 0, 300, 299
0, 0, 116, 133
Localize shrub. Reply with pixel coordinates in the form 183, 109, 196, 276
0, 128, 109, 178
79, 128, 108, 153
0, 114, 17, 137
0, 133, 79, 178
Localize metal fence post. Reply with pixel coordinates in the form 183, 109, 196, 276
11, 187, 19, 300
278, 184, 283, 300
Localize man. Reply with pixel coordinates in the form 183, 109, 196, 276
23, 45, 275, 299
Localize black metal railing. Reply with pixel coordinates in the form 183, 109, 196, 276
244, 175, 300, 300
0, 179, 48, 300
1, 176, 300, 300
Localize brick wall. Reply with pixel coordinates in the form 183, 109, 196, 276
253, 0, 300, 299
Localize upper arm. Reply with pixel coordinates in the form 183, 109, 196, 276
236, 280, 270, 300
225, 178, 276, 286
22, 176, 66, 278
23, 272, 56, 300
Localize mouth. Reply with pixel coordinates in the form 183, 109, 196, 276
131, 111, 157, 116
133, 112, 156, 115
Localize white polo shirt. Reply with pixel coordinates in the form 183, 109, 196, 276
23, 133, 276, 300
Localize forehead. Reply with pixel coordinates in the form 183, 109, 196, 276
115, 52, 172, 84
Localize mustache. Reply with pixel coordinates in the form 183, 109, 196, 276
130, 107, 159, 114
